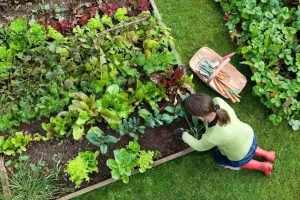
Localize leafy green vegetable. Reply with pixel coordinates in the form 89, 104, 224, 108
87, 18, 105, 31
114, 8, 129, 22
138, 108, 164, 128
28, 23, 46, 45
142, 51, 177, 75
137, 150, 154, 173
138, 108, 182, 128
126, 137, 140, 153
47, 26, 63, 41
101, 14, 113, 27
96, 84, 134, 129
107, 138, 154, 183
86, 127, 118, 154
129, 80, 167, 110
162, 105, 186, 124
65, 151, 99, 188
42, 92, 99, 140
107, 148, 137, 183
0, 14, 178, 133
9, 18, 28, 52
117, 117, 145, 137
0, 132, 31, 156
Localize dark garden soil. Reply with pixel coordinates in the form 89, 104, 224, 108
5, 114, 189, 190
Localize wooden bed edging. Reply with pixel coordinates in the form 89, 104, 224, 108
57, 148, 194, 200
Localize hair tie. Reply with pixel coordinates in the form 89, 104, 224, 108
214, 104, 220, 112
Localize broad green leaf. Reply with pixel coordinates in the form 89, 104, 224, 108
107, 159, 118, 169
138, 109, 152, 119
72, 125, 85, 140
86, 132, 101, 146
111, 169, 120, 180
121, 174, 129, 183
87, 127, 103, 137
104, 135, 118, 143
164, 106, 174, 113
106, 84, 120, 94
100, 144, 108, 154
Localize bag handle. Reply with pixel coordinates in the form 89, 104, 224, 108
222, 52, 235, 60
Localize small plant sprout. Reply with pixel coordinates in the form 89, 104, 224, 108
86, 127, 118, 154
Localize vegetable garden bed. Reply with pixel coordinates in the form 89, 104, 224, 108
0, 0, 197, 199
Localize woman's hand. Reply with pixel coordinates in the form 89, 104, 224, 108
174, 128, 185, 139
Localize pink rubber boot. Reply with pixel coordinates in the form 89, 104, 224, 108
255, 146, 276, 162
241, 159, 273, 176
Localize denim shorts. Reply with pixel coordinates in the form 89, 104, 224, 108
213, 134, 257, 167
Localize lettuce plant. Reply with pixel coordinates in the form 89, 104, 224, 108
106, 148, 137, 183
47, 26, 63, 42
107, 138, 154, 183
114, 8, 129, 22
101, 14, 113, 27
129, 80, 167, 110
87, 17, 104, 31
126, 138, 140, 153
65, 151, 99, 188
96, 84, 134, 129
28, 23, 47, 46
0, 132, 31, 156
9, 18, 28, 52
137, 150, 154, 173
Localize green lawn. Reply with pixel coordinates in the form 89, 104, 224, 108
74, 0, 300, 199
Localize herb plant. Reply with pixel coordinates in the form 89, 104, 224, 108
5, 157, 64, 200
185, 116, 205, 139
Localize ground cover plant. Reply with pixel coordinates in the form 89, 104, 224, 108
0, 2, 194, 197
216, 0, 300, 128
